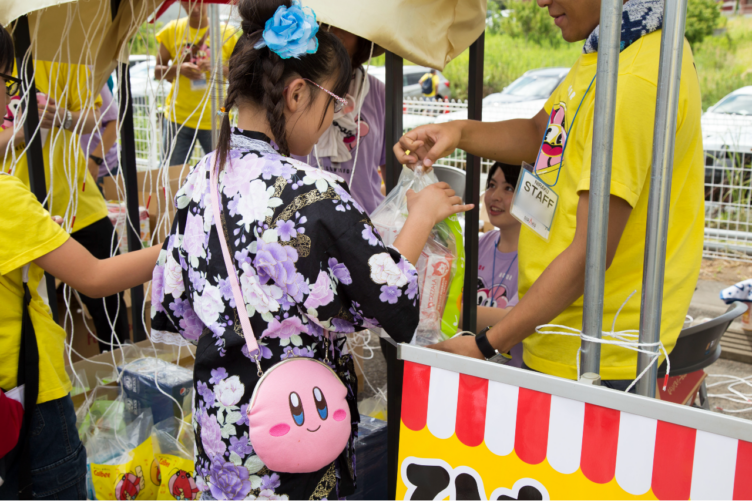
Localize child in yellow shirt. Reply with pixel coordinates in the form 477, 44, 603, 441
0, 25, 160, 499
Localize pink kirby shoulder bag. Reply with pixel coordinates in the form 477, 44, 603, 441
209, 157, 351, 473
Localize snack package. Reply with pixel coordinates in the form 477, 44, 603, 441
370, 166, 465, 345
107, 201, 151, 252
416, 238, 454, 340
89, 438, 158, 501
151, 418, 200, 500
86, 405, 158, 500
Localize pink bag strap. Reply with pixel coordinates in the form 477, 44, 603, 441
209, 157, 260, 358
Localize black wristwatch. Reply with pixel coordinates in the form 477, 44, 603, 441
89, 154, 104, 166
476, 326, 512, 364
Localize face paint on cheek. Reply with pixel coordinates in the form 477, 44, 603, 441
333, 409, 347, 422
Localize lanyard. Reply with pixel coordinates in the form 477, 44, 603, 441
534, 74, 597, 188
490, 234, 517, 304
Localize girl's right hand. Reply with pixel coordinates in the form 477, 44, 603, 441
406, 182, 474, 226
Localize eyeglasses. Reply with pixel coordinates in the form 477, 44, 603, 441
303, 78, 347, 114
0, 73, 21, 97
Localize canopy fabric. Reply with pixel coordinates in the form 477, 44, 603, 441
2, 0, 162, 92
308, 0, 487, 69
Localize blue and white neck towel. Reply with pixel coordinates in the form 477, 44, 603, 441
720, 280, 752, 304
583, 0, 663, 54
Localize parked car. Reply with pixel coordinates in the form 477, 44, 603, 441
128, 59, 171, 105
368, 65, 451, 99
702, 86, 752, 153
434, 67, 569, 124
701, 86, 752, 199
128, 54, 155, 69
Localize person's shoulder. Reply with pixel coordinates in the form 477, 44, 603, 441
157, 18, 180, 36
1, 173, 34, 201
368, 73, 385, 93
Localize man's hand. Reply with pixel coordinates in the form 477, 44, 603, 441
179, 62, 204, 80
429, 335, 485, 360
196, 58, 211, 73
38, 97, 65, 129
51, 215, 64, 226
394, 121, 463, 169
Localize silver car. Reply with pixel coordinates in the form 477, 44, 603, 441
368, 65, 452, 99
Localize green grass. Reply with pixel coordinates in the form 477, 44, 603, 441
369, 17, 752, 109
693, 17, 752, 110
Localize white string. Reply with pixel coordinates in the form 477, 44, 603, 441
706, 374, 752, 413
535, 291, 671, 393
348, 42, 375, 188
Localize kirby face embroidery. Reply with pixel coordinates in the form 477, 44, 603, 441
247, 358, 351, 473
534, 104, 567, 173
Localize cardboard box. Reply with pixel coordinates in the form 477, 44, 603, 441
118, 357, 193, 424
60, 294, 101, 363
102, 164, 190, 243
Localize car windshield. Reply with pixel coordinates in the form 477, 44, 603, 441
712, 94, 752, 115
503, 75, 561, 98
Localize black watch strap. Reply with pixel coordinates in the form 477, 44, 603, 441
475, 327, 498, 359
89, 154, 104, 166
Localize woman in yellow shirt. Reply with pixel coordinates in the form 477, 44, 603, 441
0, 25, 160, 499
155, 0, 238, 166
0, 61, 135, 354
395, 0, 704, 390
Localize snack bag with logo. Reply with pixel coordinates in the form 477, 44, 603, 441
370, 166, 465, 345
89, 438, 159, 500
150, 417, 201, 500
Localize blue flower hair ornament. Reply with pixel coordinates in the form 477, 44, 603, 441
254, 0, 319, 59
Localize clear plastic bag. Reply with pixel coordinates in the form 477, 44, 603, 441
370, 166, 465, 345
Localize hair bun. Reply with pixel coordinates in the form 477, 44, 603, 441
238, 0, 292, 34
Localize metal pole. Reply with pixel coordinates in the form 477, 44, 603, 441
463, 33, 484, 335
384, 51, 403, 192
636, 0, 689, 397
579, 0, 624, 378
14, 15, 59, 323
209, 4, 223, 148
118, 61, 147, 342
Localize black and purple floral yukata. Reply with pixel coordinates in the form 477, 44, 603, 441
151, 129, 419, 500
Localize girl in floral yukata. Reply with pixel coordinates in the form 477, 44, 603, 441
150, 1, 473, 499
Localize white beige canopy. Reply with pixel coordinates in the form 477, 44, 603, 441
1, 0, 487, 89
307, 0, 487, 69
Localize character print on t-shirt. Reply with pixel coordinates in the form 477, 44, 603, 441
534, 103, 567, 174
476, 276, 511, 309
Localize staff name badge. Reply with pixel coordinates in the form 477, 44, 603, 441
510, 167, 558, 241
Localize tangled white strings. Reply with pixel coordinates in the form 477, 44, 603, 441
706, 375, 752, 413
535, 291, 671, 394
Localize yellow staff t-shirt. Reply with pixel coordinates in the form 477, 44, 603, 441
519, 31, 704, 380
4, 61, 107, 233
156, 19, 239, 131
0, 174, 71, 404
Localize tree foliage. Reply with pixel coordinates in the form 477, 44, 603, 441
685, 0, 721, 46
498, 0, 562, 48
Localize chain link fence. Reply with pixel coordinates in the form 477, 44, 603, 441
131, 93, 752, 261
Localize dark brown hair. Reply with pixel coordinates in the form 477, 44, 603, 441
216, 0, 351, 169
0, 24, 14, 74
487, 161, 521, 189
351, 36, 384, 69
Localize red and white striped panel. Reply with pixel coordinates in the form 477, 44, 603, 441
401, 362, 752, 500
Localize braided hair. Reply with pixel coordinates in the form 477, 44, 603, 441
216, 0, 351, 170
